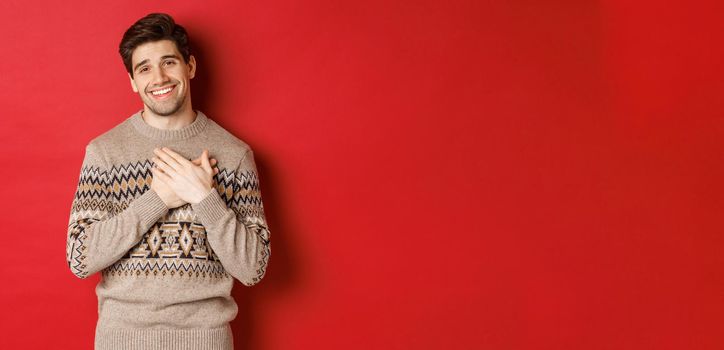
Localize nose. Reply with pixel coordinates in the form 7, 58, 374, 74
151, 66, 170, 86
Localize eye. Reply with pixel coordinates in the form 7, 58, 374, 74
164, 60, 176, 66
139, 67, 149, 73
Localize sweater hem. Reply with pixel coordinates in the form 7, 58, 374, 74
95, 323, 233, 350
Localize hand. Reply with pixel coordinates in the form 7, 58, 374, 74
151, 151, 219, 208
151, 147, 217, 205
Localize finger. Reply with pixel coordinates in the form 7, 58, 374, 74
192, 157, 216, 166
153, 162, 167, 174
190, 154, 203, 164
151, 167, 172, 183
161, 147, 194, 168
152, 156, 177, 177
154, 147, 183, 172
201, 149, 212, 172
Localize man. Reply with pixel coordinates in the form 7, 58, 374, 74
65, 13, 271, 350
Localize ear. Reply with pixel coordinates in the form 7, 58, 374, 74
128, 73, 138, 93
188, 55, 197, 80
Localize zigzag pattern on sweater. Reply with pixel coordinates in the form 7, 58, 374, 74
103, 257, 230, 279
212, 164, 271, 284
66, 218, 96, 278
67, 160, 270, 281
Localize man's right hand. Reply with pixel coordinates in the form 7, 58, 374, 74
150, 154, 219, 208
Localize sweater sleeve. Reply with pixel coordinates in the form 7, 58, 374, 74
66, 142, 169, 279
191, 149, 271, 286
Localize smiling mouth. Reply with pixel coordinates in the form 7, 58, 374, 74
148, 85, 176, 99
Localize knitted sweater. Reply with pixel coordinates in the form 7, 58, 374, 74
65, 110, 271, 350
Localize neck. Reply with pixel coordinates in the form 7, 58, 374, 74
141, 100, 197, 130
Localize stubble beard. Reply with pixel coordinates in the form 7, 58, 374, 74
142, 88, 186, 117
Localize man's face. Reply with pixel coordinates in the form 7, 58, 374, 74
128, 39, 196, 117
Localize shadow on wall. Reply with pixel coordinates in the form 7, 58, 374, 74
229, 152, 302, 350
187, 28, 216, 118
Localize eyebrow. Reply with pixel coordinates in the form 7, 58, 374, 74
133, 54, 181, 72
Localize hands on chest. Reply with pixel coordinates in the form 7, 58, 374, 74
150, 147, 220, 208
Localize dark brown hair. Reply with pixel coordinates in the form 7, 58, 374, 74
119, 13, 191, 77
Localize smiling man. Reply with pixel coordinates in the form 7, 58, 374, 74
65, 13, 271, 350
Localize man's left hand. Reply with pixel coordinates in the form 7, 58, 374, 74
151, 147, 216, 204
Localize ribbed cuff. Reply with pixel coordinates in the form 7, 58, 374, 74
129, 189, 169, 228
191, 189, 230, 225
95, 324, 233, 350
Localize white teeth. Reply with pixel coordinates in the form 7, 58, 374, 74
151, 86, 173, 96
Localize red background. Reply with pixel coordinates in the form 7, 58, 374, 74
1, 0, 723, 349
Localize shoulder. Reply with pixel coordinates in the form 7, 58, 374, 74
83, 113, 137, 168
199, 115, 266, 177
90, 114, 136, 144
203, 116, 254, 159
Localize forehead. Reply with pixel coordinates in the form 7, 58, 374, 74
131, 39, 182, 66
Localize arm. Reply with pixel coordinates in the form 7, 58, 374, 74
191, 149, 271, 286
65, 142, 169, 279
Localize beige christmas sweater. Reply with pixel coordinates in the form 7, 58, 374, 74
65, 110, 271, 350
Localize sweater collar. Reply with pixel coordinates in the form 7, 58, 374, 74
130, 109, 209, 141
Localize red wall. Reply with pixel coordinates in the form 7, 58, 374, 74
1, 0, 723, 349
